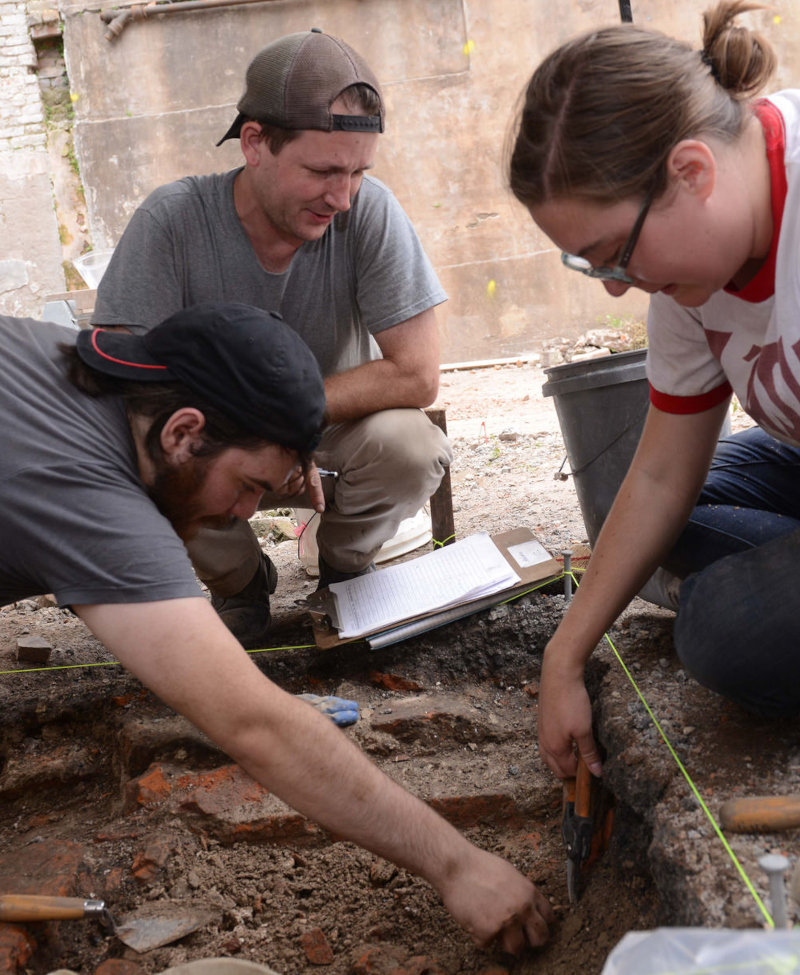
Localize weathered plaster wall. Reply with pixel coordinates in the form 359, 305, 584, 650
0, 0, 64, 316
5, 0, 799, 354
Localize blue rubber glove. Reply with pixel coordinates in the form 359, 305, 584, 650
296, 693, 359, 727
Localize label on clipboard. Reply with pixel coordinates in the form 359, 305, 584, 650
507, 538, 552, 569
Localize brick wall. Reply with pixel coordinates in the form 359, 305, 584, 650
0, 0, 64, 317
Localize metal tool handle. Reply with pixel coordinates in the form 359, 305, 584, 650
0, 894, 105, 921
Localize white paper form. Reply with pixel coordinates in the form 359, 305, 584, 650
331, 532, 521, 639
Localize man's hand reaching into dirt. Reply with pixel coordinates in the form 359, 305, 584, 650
437, 845, 555, 954
538, 646, 603, 779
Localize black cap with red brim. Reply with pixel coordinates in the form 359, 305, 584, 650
76, 302, 326, 454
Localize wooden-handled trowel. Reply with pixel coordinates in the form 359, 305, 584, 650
0, 894, 215, 953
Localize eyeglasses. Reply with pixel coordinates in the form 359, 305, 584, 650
561, 183, 656, 284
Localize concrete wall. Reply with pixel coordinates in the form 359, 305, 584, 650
0, 0, 65, 317
6, 0, 800, 354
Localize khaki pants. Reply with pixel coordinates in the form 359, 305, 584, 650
187, 408, 452, 596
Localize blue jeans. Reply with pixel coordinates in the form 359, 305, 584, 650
664, 427, 800, 716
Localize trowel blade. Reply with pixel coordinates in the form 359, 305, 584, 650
566, 859, 578, 904
114, 906, 216, 953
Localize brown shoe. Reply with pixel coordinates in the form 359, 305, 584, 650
210, 553, 278, 649
316, 556, 376, 591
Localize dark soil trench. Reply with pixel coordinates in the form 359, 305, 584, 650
0, 588, 662, 975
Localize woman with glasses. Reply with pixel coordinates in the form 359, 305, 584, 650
508, 0, 800, 780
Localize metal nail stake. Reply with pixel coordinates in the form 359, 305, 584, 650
562, 550, 573, 604
759, 853, 791, 929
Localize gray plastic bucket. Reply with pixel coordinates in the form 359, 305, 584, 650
542, 350, 649, 546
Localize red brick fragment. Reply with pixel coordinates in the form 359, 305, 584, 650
123, 764, 174, 811
0, 924, 34, 973
523, 681, 540, 698
94, 960, 145, 975
131, 833, 175, 884
368, 671, 424, 692
123, 761, 326, 844
94, 828, 141, 843
0, 839, 85, 897
301, 926, 334, 965
177, 764, 269, 814
178, 765, 325, 845
429, 793, 524, 829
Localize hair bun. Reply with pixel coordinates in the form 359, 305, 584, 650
702, 0, 776, 98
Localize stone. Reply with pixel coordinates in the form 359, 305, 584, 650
94, 961, 145, 974
368, 860, 397, 888
300, 927, 334, 965
0, 742, 100, 797
583, 327, 633, 351
16, 634, 52, 664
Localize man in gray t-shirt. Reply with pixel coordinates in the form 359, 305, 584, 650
93, 30, 453, 647
0, 307, 553, 950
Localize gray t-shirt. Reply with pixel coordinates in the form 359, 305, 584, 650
0, 315, 201, 607
93, 170, 447, 377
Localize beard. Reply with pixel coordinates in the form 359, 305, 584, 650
146, 451, 232, 542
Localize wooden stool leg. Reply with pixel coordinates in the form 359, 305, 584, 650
425, 408, 455, 549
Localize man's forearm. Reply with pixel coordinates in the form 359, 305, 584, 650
79, 599, 464, 888
325, 358, 438, 423
227, 693, 469, 888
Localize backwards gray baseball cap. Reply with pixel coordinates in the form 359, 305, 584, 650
216, 29, 384, 145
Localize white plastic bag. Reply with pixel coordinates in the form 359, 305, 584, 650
602, 928, 800, 974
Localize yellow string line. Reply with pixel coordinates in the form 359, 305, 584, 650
0, 643, 316, 676
561, 569, 774, 928
432, 534, 458, 548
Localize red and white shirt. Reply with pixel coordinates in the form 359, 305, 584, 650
647, 90, 800, 446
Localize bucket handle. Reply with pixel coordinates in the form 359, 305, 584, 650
558, 402, 649, 479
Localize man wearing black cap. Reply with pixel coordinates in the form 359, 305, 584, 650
92, 29, 453, 647
0, 306, 553, 952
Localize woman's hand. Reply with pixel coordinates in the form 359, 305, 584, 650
537, 647, 602, 779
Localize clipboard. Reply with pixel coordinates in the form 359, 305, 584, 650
307, 527, 560, 650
